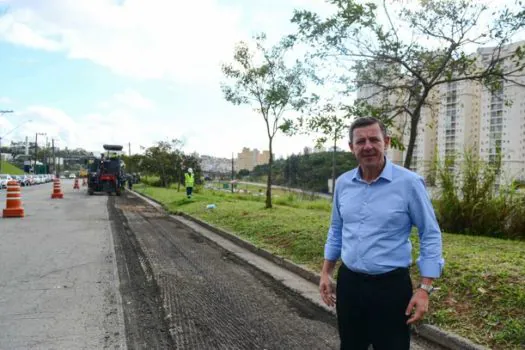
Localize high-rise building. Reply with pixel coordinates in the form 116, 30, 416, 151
236, 147, 271, 171
356, 40, 525, 184
478, 41, 525, 182
258, 150, 270, 165
436, 80, 481, 163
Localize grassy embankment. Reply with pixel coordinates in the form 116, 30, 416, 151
0, 161, 24, 175
135, 182, 525, 350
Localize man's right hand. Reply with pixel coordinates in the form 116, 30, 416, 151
319, 274, 336, 307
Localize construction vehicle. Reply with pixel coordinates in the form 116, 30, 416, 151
86, 144, 126, 196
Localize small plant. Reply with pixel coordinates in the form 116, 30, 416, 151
435, 149, 524, 239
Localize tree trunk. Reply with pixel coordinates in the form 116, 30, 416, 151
403, 114, 420, 169
403, 93, 429, 169
160, 164, 167, 187
265, 137, 273, 209
331, 134, 337, 199
177, 163, 181, 192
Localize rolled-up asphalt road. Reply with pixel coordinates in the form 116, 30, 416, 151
0, 180, 444, 349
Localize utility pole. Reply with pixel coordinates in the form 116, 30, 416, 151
231, 152, 234, 194
128, 142, 131, 157
43, 136, 48, 173
34, 132, 46, 174
34, 133, 38, 173
0, 110, 14, 173
52, 139, 56, 176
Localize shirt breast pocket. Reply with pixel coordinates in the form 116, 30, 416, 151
385, 207, 409, 231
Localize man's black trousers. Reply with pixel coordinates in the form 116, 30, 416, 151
336, 264, 413, 350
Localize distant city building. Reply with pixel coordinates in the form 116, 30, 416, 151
200, 155, 232, 174
304, 145, 345, 155
236, 147, 271, 171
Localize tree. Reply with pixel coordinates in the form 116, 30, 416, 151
237, 169, 250, 179
121, 154, 144, 174
301, 103, 348, 197
142, 140, 183, 188
291, 0, 525, 169
221, 33, 310, 208
252, 151, 358, 192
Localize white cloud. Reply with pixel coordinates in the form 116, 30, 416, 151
0, 0, 246, 84
3, 105, 167, 154
113, 89, 155, 110
0, 1, 345, 158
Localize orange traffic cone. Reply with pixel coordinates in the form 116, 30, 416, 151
3, 180, 24, 218
51, 178, 64, 199
73, 178, 80, 190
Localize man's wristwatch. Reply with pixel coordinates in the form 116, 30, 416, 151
417, 284, 435, 295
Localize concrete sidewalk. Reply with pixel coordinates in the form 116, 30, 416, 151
0, 180, 126, 349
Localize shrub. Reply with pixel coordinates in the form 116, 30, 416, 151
435, 150, 525, 240
141, 175, 163, 187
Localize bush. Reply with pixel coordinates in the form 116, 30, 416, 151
141, 175, 163, 187
435, 150, 525, 240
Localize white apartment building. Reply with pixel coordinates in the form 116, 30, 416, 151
356, 41, 525, 184
436, 79, 481, 162
478, 41, 525, 182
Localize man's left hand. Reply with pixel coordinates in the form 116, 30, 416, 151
405, 289, 429, 324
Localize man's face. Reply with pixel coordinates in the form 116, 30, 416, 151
349, 123, 390, 169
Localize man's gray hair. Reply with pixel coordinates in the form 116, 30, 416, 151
348, 117, 388, 144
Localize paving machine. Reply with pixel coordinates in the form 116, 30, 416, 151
86, 144, 126, 196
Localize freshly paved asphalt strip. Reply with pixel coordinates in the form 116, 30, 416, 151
0, 180, 126, 349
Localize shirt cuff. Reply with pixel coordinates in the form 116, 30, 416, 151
417, 258, 444, 278
324, 245, 340, 261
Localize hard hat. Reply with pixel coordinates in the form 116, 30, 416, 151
188, 168, 193, 173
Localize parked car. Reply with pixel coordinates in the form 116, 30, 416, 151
13, 175, 31, 187
0, 174, 14, 189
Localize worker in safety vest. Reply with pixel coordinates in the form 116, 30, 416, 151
184, 168, 195, 199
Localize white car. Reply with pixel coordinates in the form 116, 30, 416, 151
0, 174, 14, 189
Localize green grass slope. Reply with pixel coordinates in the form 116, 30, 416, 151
0, 160, 24, 175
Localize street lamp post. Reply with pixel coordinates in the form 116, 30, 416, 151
34, 132, 46, 174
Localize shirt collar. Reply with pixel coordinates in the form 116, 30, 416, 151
352, 157, 393, 183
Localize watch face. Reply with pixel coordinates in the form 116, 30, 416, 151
419, 284, 433, 293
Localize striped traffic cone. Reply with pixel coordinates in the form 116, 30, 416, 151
51, 178, 64, 199
3, 180, 24, 218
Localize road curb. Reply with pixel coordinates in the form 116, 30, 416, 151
130, 189, 490, 350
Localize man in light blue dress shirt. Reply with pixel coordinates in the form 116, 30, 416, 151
319, 117, 444, 350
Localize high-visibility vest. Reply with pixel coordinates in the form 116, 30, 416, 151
184, 173, 194, 187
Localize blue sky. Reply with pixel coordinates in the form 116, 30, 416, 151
0, 0, 333, 158
0, 0, 521, 158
